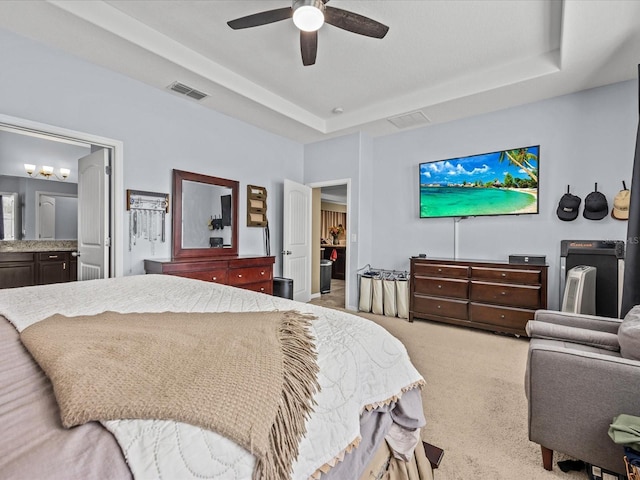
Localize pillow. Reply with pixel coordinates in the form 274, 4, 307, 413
526, 320, 620, 351
619, 306, 640, 360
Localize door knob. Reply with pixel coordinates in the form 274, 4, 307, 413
71, 251, 80, 257
282, 250, 292, 255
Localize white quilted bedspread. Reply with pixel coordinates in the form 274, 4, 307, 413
0, 274, 423, 480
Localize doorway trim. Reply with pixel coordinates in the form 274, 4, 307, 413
308, 178, 351, 310
0, 113, 124, 277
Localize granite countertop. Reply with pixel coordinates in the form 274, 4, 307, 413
0, 240, 78, 253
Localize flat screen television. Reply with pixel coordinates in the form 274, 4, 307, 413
419, 145, 539, 218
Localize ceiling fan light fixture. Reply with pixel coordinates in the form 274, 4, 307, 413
293, 0, 325, 32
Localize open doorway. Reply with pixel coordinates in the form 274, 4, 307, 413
308, 180, 350, 310
0, 113, 124, 277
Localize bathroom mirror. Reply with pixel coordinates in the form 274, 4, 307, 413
172, 169, 238, 259
0, 175, 78, 241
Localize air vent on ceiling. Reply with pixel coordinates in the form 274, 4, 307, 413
387, 110, 431, 129
168, 81, 208, 101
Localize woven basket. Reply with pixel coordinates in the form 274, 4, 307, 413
625, 456, 640, 480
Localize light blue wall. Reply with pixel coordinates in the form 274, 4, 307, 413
371, 80, 636, 309
303, 132, 374, 308
1, 26, 636, 310
302, 80, 636, 311
0, 27, 304, 275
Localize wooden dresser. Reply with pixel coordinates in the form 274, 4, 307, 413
144, 255, 275, 295
409, 257, 548, 336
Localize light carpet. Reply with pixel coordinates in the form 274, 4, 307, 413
351, 312, 586, 480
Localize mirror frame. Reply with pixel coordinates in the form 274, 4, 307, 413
172, 169, 239, 260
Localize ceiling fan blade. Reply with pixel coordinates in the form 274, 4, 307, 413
300, 31, 318, 66
227, 7, 292, 30
324, 6, 389, 39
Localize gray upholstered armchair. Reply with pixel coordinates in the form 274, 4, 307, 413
525, 308, 640, 474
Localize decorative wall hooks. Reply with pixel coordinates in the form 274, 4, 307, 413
127, 189, 170, 253
247, 184, 268, 227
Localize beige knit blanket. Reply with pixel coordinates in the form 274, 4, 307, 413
20, 310, 319, 480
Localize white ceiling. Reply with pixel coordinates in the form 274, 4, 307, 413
0, 0, 639, 144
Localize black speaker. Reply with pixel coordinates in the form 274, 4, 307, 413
508, 254, 546, 265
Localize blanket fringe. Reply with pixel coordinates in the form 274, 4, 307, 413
306, 380, 425, 480
308, 436, 362, 480
363, 379, 425, 412
254, 311, 320, 480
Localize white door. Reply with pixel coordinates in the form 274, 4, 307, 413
77, 149, 110, 280
283, 179, 312, 302
38, 195, 56, 240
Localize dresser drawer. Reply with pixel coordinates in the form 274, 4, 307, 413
413, 276, 469, 299
470, 281, 542, 309
172, 269, 228, 284
413, 263, 469, 279
241, 281, 273, 295
228, 266, 272, 286
412, 294, 468, 320
469, 302, 535, 333
471, 267, 541, 284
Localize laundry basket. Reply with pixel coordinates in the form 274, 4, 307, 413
358, 272, 374, 312
395, 273, 409, 319
358, 267, 409, 319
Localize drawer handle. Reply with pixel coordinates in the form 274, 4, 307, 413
237, 274, 243, 278
501, 273, 507, 277
260, 287, 265, 292
49, 255, 59, 259
260, 271, 265, 275
500, 314, 505, 319
437, 268, 442, 272
437, 305, 441, 309
63, 262, 66, 270
212, 276, 217, 281
437, 284, 442, 289
501, 291, 507, 296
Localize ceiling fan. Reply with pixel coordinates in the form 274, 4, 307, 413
227, 0, 389, 66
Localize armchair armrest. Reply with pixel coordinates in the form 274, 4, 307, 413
534, 309, 622, 334
526, 320, 620, 351
527, 342, 640, 473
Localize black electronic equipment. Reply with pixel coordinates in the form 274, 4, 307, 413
509, 254, 546, 265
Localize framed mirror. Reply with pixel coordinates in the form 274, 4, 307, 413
0, 175, 78, 241
172, 169, 238, 259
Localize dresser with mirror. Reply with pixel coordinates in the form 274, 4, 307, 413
144, 169, 274, 294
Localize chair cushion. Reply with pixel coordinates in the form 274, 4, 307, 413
619, 306, 640, 360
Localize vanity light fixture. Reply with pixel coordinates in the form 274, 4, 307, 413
24, 164, 71, 181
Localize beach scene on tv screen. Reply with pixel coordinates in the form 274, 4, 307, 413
420, 146, 539, 218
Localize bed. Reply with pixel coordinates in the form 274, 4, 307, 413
0, 274, 431, 480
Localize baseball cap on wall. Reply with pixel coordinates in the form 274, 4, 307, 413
556, 186, 581, 221
583, 183, 608, 220
612, 181, 630, 220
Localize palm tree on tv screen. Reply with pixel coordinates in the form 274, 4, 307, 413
498, 147, 538, 184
